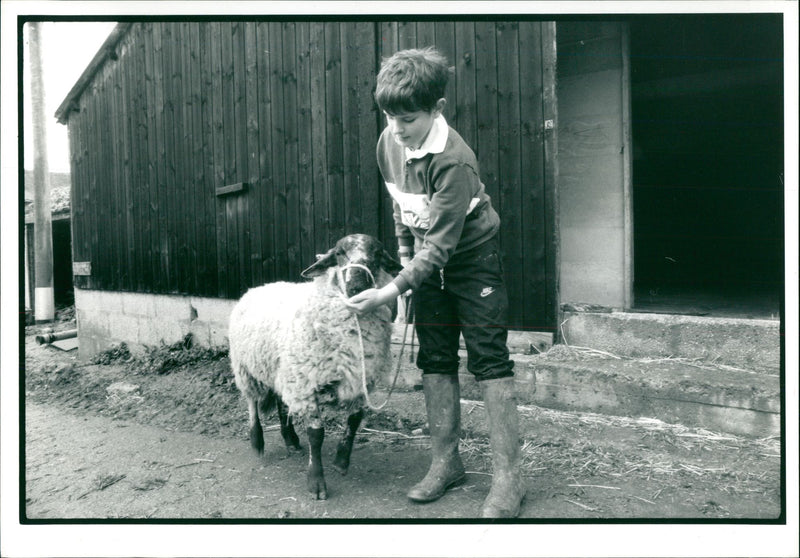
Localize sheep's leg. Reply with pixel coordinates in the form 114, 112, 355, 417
276, 399, 302, 452
306, 417, 327, 500
332, 408, 364, 475
248, 398, 265, 455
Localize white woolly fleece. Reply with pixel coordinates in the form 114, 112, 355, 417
229, 267, 394, 420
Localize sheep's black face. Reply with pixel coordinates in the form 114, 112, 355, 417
342, 267, 373, 297
336, 235, 385, 297
300, 234, 403, 296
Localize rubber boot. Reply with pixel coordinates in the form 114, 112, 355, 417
480, 377, 525, 518
407, 374, 466, 502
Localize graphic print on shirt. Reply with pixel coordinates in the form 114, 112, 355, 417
385, 181, 483, 231
385, 181, 431, 229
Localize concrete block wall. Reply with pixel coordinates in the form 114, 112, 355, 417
556, 21, 630, 309
560, 310, 781, 370
75, 288, 235, 360
76, 287, 554, 364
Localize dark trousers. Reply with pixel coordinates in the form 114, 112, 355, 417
412, 236, 514, 382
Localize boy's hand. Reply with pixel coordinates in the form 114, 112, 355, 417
345, 283, 401, 315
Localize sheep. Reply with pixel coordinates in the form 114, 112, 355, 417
228, 234, 403, 500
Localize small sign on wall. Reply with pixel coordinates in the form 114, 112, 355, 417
73, 261, 91, 276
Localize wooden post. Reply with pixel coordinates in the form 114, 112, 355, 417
621, 22, 634, 311
542, 21, 560, 340
24, 225, 31, 313
29, 22, 55, 322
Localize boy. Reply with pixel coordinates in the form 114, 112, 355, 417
345, 47, 525, 518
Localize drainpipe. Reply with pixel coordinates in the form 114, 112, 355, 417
36, 329, 78, 345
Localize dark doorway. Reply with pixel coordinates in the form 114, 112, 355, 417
24, 219, 74, 313
52, 219, 74, 307
629, 15, 783, 318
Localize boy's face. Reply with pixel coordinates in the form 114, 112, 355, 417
383, 99, 445, 150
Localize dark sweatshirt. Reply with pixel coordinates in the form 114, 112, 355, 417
377, 115, 501, 293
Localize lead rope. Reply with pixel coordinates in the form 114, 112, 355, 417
337, 264, 410, 411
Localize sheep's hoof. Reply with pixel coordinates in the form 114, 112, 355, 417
307, 477, 328, 500
250, 426, 265, 455
284, 438, 303, 452
282, 428, 302, 452
284, 444, 303, 457
332, 451, 351, 475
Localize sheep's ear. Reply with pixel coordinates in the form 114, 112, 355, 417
301, 249, 338, 278
381, 249, 404, 276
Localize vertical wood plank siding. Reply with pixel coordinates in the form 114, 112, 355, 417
243, 22, 261, 288
496, 22, 524, 325
282, 22, 300, 278
519, 22, 547, 327
542, 22, 560, 331
67, 20, 555, 330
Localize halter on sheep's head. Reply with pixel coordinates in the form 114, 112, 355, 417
301, 234, 403, 297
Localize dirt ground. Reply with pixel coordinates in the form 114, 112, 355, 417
21, 309, 782, 521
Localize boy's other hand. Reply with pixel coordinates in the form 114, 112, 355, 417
396, 290, 413, 323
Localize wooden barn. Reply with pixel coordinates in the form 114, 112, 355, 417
54, 16, 784, 359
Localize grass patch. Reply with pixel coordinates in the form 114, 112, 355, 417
91, 342, 133, 365
92, 333, 228, 375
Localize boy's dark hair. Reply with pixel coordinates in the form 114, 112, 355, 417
375, 47, 452, 114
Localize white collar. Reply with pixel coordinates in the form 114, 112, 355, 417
404, 115, 449, 160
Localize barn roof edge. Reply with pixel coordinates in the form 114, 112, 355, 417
54, 22, 133, 125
